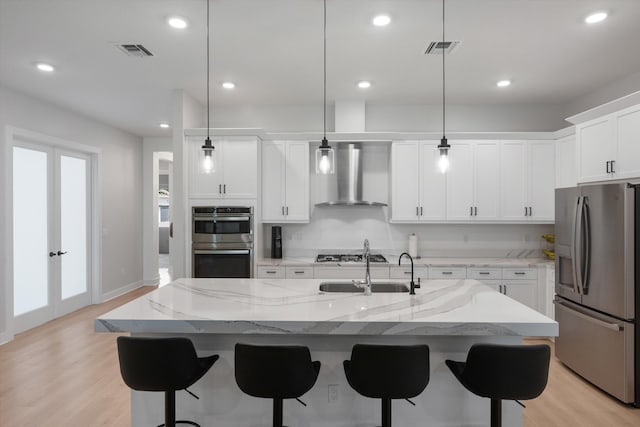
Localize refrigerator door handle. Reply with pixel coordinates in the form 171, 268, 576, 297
582, 197, 591, 294
554, 300, 623, 331
571, 196, 583, 294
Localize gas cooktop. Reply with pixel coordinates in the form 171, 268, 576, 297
315, 254, 388, 263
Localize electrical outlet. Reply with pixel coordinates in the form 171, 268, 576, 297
328, 384, 339, 403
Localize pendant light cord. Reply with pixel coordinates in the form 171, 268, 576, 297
206, 0, 211, 139
323, 0, 327, 141
442, 0, 446, 140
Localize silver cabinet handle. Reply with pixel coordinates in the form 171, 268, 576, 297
420, 206, 423, 216
514, 272, 525, 275
223, 184, 227, 193
606, 161, 610, 174
479, 272, 490, 275
470, 206, 473, 216
610, 160, 616, 173
293, 270, 305, 274
442, 271, 453, 275
524, 206, 528, 216
286, 206, 289, 215
266, 270, 277, 274
416, 207, 419, 216
218, 184, 222, 194
282, 206, 285, 215
474, 207, 478, 216
554, 300, 623, 331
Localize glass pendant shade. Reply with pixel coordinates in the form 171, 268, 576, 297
437, 136, 450, 174
201, 137, 216, 174
315, 139, 335, 174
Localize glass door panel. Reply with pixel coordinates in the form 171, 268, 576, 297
13, 146, 50, 316
59, 155, 88, 300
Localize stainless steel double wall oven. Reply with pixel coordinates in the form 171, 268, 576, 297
192, 206, 254, 278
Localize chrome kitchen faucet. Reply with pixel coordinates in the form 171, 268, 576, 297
353, 239, 372, 295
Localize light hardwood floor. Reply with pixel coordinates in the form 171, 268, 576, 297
1, 288, 639, 426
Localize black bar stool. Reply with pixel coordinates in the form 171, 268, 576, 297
234, 343, 321, 427
445, 343, 550, 427
117, 336, 219, 427
343, 344, 430, 427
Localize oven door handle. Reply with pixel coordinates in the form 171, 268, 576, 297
194, 249, 250, 255
193, 216, 251, 222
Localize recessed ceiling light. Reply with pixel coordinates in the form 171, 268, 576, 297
372, 15, 391, 27
36, 63, 55, 72
497, 80, 511, 88
585, 12, 608, 24
357, 81, 371, 89
167, 16, 188, 29
159, 123, 170, 129
222, 82, 235, 89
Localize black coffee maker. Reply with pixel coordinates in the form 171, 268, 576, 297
271, 226, 282, 259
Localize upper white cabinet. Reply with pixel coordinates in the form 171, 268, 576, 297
447, 141, 500, 221
555, 135, 577, 189
577, 104, 640, 183
262, 141, 309, 222
391, 141, 445, 222
187, 136, 258, 199
500, 141, 555, 222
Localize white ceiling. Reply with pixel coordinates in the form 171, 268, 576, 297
1, 0, 640, 137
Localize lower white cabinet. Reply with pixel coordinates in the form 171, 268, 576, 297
390, 266, 429, 281
257, 266, 285, 279
285, 266, 313, 279
500, 280, 538, 311
428, 267, 467, 279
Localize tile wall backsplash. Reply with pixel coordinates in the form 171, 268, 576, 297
262, 206, 554, 258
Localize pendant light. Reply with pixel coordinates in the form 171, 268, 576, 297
437, 0, 451, 174
315, 0, 335, 174
201, 0, 216, 174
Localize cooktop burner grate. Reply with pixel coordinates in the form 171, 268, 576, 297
316, 254, 388, 263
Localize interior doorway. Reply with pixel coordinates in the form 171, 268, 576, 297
157, 152, 173, 286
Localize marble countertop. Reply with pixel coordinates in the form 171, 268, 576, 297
95, 278, 557, 337
257, 256, 553, 268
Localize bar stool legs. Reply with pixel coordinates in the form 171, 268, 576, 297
490, 398, 501, 427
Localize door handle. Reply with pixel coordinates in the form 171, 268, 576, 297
286, 206, 289, 215
57, 251, 68, 256
582, 197, 591, 294
282, 206, 285, 216
223, 184, 227, 193
524, 206, 528, 216
420, 206, 423, 216
470, 206, 473, 216
49, 252, 57, 257
169, 222, 173, 238
218, 184, 222, 194
606, 161, 610, 174
554, 300, 623, 331
575, 196, 585, 295
474, 207, 478, 216
416, 207, 419, 216
610, 160, 615, 174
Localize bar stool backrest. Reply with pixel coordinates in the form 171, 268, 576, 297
462, 344, 550, 400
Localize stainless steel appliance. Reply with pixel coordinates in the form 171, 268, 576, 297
554, 183, 639, 405
316, 253, 388, 263
192, 206, 253, 278
271, 226, 282, 259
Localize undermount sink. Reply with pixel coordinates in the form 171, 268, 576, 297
319, 281, 410, 293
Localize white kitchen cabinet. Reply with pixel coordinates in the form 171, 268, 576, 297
500, 141, 555, 222
555, 135, 577, 189
285, 266, 314, 278
187, 136, 258, 199
447, 141, 500, 221
429, 266, 467, 279
262, 141, 309, 222
256, 266, 285, 279
501, 280, 538, 311
390, 266, 429, 281
390, 141, 445, 222
578, 105, 640, 183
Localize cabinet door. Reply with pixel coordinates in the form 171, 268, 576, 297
391, 142, 421, 221
615, 106, 640, 179
261, 142, 286, 221
187, 136, 224, 198
419, 142, 446, 220
555, 135, 577, 189
473, 142, 500, 220
446, 142, 474, 220
577, 118, 614, 183
500, 141, 527, 221
528, 141, 555, 221
504, 281, 538, 311
222, 137, 257, 198
284, 142, 310, 221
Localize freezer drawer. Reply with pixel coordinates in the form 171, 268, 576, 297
554, 299, 635, 404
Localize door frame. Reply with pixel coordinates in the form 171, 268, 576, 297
4, 126, 102, 339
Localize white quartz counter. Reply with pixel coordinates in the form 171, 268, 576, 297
95, 278, 557, 337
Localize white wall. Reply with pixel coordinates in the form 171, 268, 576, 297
210, 102, 567, 133
564, 70, 640, 119
263, 207, 553, 259
0, 85, 143, 341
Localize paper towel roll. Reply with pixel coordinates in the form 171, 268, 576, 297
408, 233, 418, 258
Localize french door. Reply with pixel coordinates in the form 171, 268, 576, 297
13, 142, 92, 333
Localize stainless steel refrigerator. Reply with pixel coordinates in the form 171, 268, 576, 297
555, 183, 639, 405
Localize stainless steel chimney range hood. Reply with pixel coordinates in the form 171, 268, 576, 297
315, 143, 387, 207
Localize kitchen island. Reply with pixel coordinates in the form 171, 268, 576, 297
96, 278, 557, 426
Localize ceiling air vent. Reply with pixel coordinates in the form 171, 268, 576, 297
115, 43, 154, 57
424, 40, 460, 55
